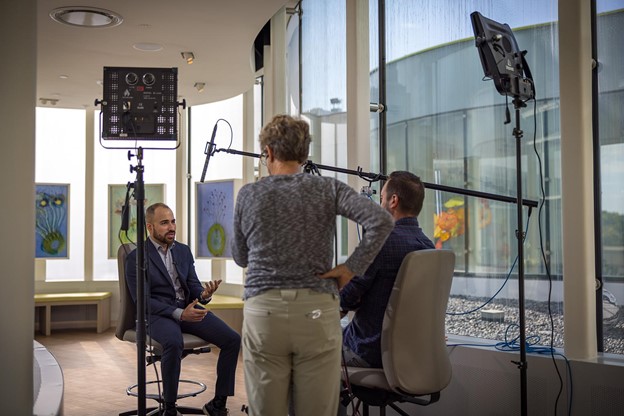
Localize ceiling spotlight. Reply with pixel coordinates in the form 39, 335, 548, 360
181, 52, 195, 64
194, 82, 205, 93
39, 98, 59, 106
50, 7, 123, 28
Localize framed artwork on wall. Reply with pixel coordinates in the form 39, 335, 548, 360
196, 179, 239, 259
35, 183, 70, 258
108, 183, 165, 258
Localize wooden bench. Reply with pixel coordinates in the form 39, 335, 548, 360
203, 294, 244, 335
206, 294, 244, 310
35, 292, 112, 336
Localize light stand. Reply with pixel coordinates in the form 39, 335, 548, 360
96, 65, 185, 416
469, 12, 536, 415
130, 147, 147, 415
511, 96, 528, 416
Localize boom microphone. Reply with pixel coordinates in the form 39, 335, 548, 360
200, 121, 218, 183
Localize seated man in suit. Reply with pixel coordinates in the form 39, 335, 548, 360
126, 202, 240, 416
340, 171, 435, 368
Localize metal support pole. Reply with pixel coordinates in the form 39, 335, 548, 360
511, 99, 528, 416
132, 147, 147, 416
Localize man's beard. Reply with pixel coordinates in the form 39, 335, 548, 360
153, 231, 175, 246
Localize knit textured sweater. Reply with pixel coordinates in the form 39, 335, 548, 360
232, 173, 393, 300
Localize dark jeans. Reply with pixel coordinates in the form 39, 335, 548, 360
148, 312, 241, 403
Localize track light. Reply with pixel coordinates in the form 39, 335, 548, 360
39, 98, 59, 105
181, 51, 194, 64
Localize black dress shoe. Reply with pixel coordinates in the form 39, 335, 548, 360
203, 399, 229, 416
163, 404, 183, 416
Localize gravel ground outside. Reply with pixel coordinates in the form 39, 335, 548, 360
445, 296, 624, 355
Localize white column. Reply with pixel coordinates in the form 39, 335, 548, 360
267, 7, 288, 118
84, 109, 95, 280
346, 0, 371, 253
559, 0, 597, 359
0, 0, 36, 412
242, 87, 257, 183
176, 109, 188, 241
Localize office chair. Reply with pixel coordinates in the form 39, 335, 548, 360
342, 249, 455, 416
116, 243, 211, 416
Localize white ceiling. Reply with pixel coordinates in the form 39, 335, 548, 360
37, 0, 289, 109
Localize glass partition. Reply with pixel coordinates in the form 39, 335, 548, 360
189, 96, 244, 285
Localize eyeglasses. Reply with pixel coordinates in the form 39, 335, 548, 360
259, 151, 268, 166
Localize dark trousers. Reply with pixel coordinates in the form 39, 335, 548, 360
148, 312, 241, 403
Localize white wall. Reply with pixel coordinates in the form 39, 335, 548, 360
0, 0, 36, 413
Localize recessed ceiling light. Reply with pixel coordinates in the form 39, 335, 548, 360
133, 43, 164, 52
50, 7, 123, 28
59, 75, 69, 79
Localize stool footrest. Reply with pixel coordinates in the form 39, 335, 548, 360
126, 379, 207, 401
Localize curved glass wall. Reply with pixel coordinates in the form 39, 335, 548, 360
387, 0, 561, 347
596, 5, 624, 354
379, 0, 563, 348
293, 0, 623, 353
380, 2, 624, 354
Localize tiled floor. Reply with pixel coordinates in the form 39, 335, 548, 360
35, 329, 248, 416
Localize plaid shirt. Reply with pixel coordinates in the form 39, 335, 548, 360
341, 217, 434, 368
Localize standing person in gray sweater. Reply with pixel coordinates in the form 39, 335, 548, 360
232, 114, 393, 416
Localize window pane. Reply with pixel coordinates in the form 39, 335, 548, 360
370, 0, 380, 175
300, 0, 349, 263
596, 3, 624, 354
301, 0, 346, 114
382, 0, 563, 347
92, 111, 177, 280
189, 97, 244, 284
35, 108, 86, 281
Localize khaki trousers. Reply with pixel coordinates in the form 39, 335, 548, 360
243, 289, 342, 416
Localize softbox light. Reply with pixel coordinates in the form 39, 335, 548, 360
470, 12, 534, 101
101, 67, 178, 140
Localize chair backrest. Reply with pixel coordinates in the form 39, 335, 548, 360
115, 243, 137, 341
381, 249, 455, 395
